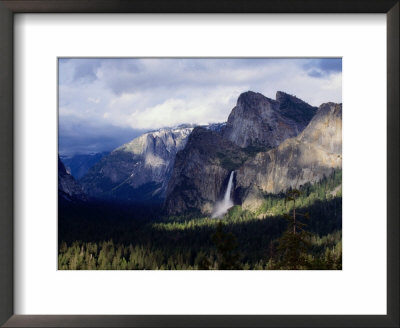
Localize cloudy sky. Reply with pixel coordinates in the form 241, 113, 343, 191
59, 58, 341, 156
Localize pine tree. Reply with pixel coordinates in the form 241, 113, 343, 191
211, 222, 241, 270
194, 251, 211, 270
277, 189, 311, 269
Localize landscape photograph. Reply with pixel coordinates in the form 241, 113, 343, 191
58, 58, 342, 270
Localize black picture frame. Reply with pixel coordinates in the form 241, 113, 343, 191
0, 1, 398, 327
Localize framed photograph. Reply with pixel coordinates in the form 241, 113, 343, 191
0, 1, 398, 327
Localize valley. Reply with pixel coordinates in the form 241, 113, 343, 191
58, 90, 342, 270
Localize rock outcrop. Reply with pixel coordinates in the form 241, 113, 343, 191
165, 91, 321, 215
235, 102, 342, 211
165, 127, 248, 215
58, 156, 86, 202
223, 91, 317, 148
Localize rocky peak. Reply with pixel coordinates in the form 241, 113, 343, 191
275, 91, 318, 129
223, 91, 316, 148
237, 91, 277, 109
80, 126, 194, 202
276, 90, 299, 103
299, 102, 342, 153
116, 126, 193, 156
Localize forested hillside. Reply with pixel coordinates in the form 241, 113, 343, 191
59, 170, 342, 270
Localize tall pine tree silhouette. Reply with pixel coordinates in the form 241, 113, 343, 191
211, 222, 241, 270
277, 189, 311, 269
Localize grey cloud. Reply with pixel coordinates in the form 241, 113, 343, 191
58, 58, 342, 155
307, 69, 324, 78
303, 58, 342, 78
88, 58, 284, 95
318, 58, 342, 72
60, 58, 104, 83
59, 115, 144, 156
73, 59, 103, 82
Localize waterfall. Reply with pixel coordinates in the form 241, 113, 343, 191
224, 171, 235, 203
212, 171, 235, 218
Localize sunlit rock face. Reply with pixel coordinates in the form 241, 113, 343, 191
223, 91, 317, 148
236, 103, 342, 210
165, 127, 248, 216
58, 156, 86, 202
80, 126, 193, 202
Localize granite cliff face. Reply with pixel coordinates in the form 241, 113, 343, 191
165, 91, 320, 215
235, 102, 342, 211
165, 127, 248, 215
80, 126, 193, 202
58, 156, 86, 202
223, 91, 317, 148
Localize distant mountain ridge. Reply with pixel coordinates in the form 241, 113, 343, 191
61, 152, 109, 180
80, 126, 194, 202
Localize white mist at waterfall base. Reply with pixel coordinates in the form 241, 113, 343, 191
211, 171, 235, 218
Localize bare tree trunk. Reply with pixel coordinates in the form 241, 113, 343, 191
293, 199, 296, 235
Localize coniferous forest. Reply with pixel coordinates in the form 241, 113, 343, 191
58, 170, 342, 270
